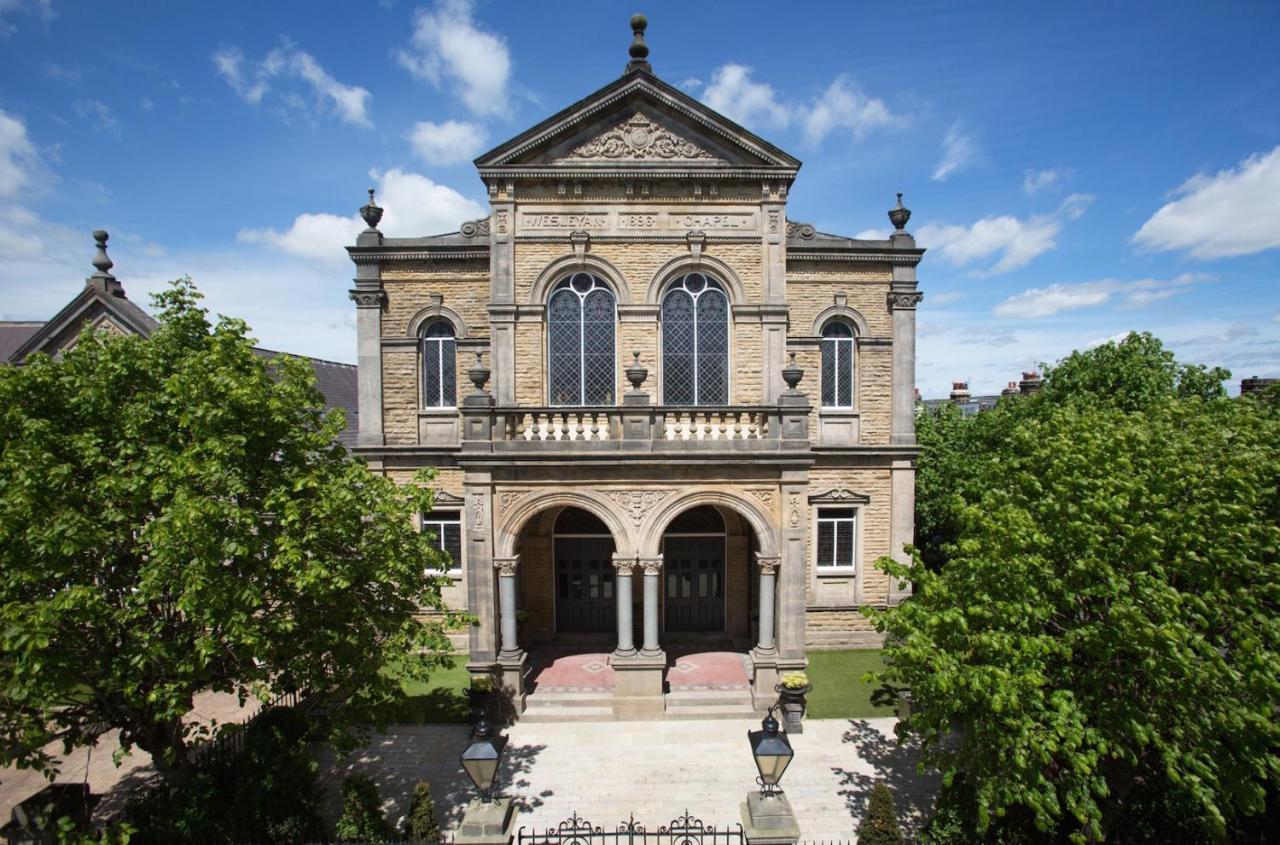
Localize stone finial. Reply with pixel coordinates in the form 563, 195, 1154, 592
781, 351, 804, 391
626, 350, 649, 391
360, 187, 383, 230
888, 192, 911, 232
468, 351, 491, 393
86, 230, 124, 296
625, 13, 652, 74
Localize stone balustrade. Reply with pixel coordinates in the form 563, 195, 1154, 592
660, 408, 768, 440
510, 410, 614, 441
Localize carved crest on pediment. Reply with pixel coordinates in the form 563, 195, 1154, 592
808, 487, 871, 504
604, 489, 670, 527
561, 114, 724, 163
432, 491, 465, 506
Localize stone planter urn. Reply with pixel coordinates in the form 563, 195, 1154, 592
775, 673, 811, 734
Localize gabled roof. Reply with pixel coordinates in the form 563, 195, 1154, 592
8, 283, 157, 364
474, 69, 801, 180
0, 322, 44, 362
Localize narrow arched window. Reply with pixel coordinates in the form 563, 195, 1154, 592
662, 273, 728, 406
548, 273, 616, 406
820, 321, 855, 408
421, 321, 456, 407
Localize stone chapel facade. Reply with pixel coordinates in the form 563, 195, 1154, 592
347, 18, 924, 719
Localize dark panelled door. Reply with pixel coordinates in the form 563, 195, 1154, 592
663, 536, 725, 632
554, 537, 616, 633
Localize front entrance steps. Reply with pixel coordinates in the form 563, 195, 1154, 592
521, 689, 615, 723
664, 686, 757, 720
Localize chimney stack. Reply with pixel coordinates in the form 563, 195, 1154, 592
1241, 376, 1278, 395
949, 380, 970, 403
1001, 381, 1020, 397
1019, 371, 1041, 395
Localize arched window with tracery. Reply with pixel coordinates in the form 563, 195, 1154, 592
820, 321, 855, 408
661, 272, 728, 406
420, 321, 456, 407
547, 273, 616, 405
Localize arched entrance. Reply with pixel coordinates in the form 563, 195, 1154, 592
661, 505, 726, 633
553, 507, 617, 633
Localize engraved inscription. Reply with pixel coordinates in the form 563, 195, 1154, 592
523, 213, 608, 229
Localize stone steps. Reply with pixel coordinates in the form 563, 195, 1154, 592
520, 686, 759, 722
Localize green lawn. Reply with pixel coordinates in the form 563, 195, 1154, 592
803, 649, 896, 719
386, 658, 472, 723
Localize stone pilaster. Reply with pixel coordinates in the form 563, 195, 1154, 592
888, 261, 922, 446
776, 471, 808, 668
489, 182, 516, 406
889, 458, 915, 605
349, 284, 384, 448
761, 183, 789, 404
464, 474, 497, 664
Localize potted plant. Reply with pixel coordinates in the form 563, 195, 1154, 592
775, 671, 811, 734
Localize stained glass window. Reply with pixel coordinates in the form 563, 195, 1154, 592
820, 321, 855, 408
421, 321, 456, 407
661, 273, 728, 405
547, 273, 616, 405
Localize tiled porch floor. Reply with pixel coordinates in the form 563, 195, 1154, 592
527, 650, 751, 692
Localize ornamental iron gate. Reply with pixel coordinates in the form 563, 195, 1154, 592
519, 812, 743, 845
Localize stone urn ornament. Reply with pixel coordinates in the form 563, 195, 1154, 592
775, 671, 812, 734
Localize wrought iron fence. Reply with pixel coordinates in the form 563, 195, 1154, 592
518, 811, 743, 845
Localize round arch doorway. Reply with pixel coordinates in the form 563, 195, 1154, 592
661, 505, 726, 633
552, 507, 617, 634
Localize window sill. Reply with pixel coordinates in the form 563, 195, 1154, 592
418, 407, 459, 416
819, 408, 860, 416
815, 568, 857, 579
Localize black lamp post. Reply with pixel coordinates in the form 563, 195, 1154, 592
460, 717, 508, 803
747, 707, 794, 797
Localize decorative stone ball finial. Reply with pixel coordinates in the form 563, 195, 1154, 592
888, 192, 911, 232
91, 230, 114, 277
625, 350, 649, 391
625, 13, 652, 74
468, 351, 491, 393
781, 351, 804, 391
360, 187, 384, 230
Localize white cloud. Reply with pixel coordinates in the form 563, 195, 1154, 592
853, 228, 890, 240
0, 109, 44, 199
407, 119, 487, 165
0, 0, 53, 36
397, 0, 512, 118
678, 77, 702, 92
1133, 145, 1280, 259
73, 99, 121, 139
1023, 168, 1065, 195
802, 76, 901, 144
932, 121, 977, 182
918, 194, 1094, 275
238, 168, 485, 265
213, 40, 372, 128
701, 64, 791, 130
993, 273, 1209, 319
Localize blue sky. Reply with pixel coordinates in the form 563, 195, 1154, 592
1, 0, 1278, 396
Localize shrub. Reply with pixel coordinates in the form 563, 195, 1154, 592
405, 781, 441, 843
857, 782, 903, 845
335, 773, 394, 842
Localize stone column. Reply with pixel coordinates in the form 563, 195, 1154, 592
612, 555, 637, 656
494, 557, 520, 658
755, 555, 780, 653
348, 287, 385, 447
638, 556, 664, 656
613, 555, 667, 719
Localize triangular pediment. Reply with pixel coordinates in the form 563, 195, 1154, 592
10, 285, 156, 363
475, 71, 800, 175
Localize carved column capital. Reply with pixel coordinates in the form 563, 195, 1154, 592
493, 556, 519, 577
754, 553, 782, 575
349, 289, 386, 309
887, 291, 923, 311
637, 556, 664, 575
612, 554, 638, 574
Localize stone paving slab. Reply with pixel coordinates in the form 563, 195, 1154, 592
316, 717, 939, 842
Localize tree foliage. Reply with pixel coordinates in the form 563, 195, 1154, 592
405, 780, 441, 843
0, 280, 456, 785
335, 773, 394, 841
874, 333, 1279, 842
857, 781, 904, 845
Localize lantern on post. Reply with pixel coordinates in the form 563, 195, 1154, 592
459, 717, 508, 803
747, 707, 794, 796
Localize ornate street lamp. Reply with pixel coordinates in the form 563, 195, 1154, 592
459, 717, 508, 803
747, 707, 794, 796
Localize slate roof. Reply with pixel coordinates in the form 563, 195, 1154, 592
0, 322, 44, 361
253, 348, 360, 449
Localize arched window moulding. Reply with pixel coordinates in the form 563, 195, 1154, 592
529, 254, 632, 305
407, 296, 469, 339
646, 253, 746, 306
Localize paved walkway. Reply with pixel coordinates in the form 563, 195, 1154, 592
0, 691, 261, 824
316, 717, 939, 842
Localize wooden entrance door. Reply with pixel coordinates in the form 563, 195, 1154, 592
554, 537, 616, 633
663, 535, 725, 632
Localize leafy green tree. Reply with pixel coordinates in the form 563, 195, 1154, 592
405, 780, 441, 843
874, 334, 1279, 842
857, 781, 904, 845
0, 280, 455, 786
335, 773, 395, 841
